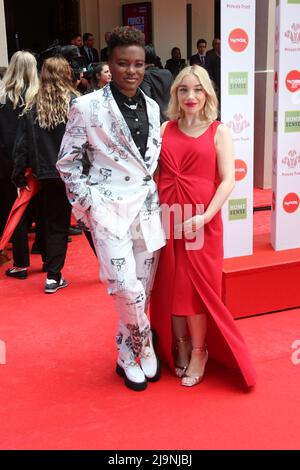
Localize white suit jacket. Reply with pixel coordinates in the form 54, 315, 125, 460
57, 84, 165, 252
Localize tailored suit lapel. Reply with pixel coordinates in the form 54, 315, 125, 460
107, 85, 150, 171
142, 91, 161, 169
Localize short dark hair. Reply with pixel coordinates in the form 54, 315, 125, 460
107, 26, 145, 58
69, 33, 81, 41
197, 38, 207, 47
144, 44, 157, 64
83, 33, 93, 42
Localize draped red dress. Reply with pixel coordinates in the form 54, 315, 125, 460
150, 120, 256, 387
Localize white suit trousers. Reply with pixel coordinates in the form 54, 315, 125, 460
89, 214, 158, 361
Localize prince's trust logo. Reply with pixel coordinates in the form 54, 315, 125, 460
285, 24, 300, 52
282, 150, 300, 169
226, 114, 250, 143
281, 150, 300, 177
285, 23, 300, 43
227, 114, 250, 134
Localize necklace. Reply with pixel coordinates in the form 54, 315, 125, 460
124, 102, 138, 110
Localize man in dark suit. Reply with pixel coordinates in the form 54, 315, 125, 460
189, 38, 209, 70
80, 33, 99, 66
206, 38, 221, 60
206, 38, 221, 103
140, 45, 173, 124
100, 31, 111, 62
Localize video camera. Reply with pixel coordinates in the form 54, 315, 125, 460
38, 40, 87, 80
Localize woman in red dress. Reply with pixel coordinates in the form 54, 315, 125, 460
151, 65, 256, 387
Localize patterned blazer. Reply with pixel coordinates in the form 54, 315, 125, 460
56, 84, 165, 252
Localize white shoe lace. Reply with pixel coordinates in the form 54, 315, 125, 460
140, 347, 153, 359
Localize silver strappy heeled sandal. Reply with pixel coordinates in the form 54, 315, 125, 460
181, 346, 208, 387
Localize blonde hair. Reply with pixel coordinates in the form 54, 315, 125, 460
167, 65, 218, 122
0, 51, 39, 114
36, 56, 79, 130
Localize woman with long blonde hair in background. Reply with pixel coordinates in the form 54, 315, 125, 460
12, 56, 79, 293
0, 51, 39, 278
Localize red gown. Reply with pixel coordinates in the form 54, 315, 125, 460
150, 120, 256, 387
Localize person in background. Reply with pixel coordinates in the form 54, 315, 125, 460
100, 32, 111, 62
0, 51, 39, 279
165, 47, 186, 78
12, 56, 80, 293
206, 38, 221, 60
80, 33, 99, 66
150, 65, 256, 389
57, 26, 164, 391
140, 44, 172, 123
206, 38, 221, 104
190, 38, 209, 70
70, 33, 83, 50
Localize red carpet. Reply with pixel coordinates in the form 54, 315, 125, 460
253, 187, 272, 209
1, 232, 300, 450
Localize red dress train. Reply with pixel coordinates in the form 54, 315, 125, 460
150, 120, 256, 387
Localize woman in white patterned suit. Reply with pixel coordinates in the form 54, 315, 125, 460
57, 27, 165, 391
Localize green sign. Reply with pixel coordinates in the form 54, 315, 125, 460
228, 72, 248, 95
285, 111, 300, 133
228, 198, 247, 221
288, 0, 300, 4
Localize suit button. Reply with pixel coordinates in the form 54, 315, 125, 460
114, 157, 119, 162
125, 176, 130, 181
143, 175, 152, 182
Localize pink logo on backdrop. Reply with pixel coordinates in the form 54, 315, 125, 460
282, 150, 300, 169
283, 193, 300, 213
285, 24, 300, 44
227, 114, 250, 134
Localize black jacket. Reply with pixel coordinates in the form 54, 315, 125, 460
189, 53, 210, 70
140, 66, 173, 123
12, 105, 69, 187
0, 98, 22, 179
165, 58, 186, 78
79, 46, 99, 67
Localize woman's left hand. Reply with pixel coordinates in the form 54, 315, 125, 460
182, 214, 205, 236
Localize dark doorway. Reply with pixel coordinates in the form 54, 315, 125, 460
214, 0, 220, 39
4, 0, 80, 58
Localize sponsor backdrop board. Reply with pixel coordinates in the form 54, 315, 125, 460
272, 0, 300, 250
221, 0, 256, 258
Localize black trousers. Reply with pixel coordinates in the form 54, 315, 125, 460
41, 178, 72, 281
0, 178, 16, 236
